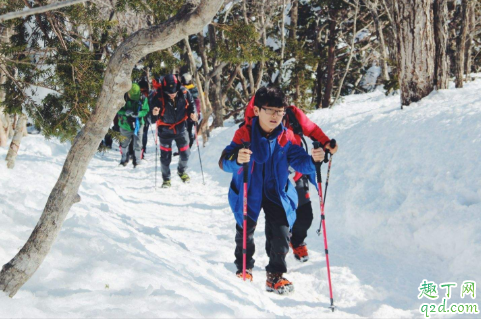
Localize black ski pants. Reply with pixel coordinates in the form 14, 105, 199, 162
234, 217, 256, 271
234, 195, 290, 274
142, 122, 149, 153
159, 129, 190, 181
290, 202, 314, 248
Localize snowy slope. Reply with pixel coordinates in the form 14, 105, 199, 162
1, 80, 481, 318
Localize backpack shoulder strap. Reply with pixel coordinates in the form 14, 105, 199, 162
285, 107, 303, 137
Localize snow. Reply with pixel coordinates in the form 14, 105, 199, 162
266, 37, 281, 51
1, 79, 481, 317
355, 29, 371, 43
360, 65, 381, 91
27, 85, 60, 105
220, 1, 235, 14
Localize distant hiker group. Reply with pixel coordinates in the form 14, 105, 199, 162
110, 73, 201, 188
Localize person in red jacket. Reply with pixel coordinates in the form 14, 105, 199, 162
243, 96, 338, 262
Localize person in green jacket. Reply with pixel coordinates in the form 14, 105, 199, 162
117, 83, 150, 167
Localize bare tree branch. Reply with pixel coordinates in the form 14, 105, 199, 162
0, 0, 89, 22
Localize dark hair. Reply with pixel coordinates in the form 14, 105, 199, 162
254, 86, 288, 109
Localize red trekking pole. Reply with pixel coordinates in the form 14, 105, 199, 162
241, 142, 251, 281
313, 139, 336, 312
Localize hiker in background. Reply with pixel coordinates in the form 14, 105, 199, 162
117, 83, 150, 167
138, 78, 151, 159
151, 74, 197, 187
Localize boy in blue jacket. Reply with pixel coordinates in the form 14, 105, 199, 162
219, 87, 324, 294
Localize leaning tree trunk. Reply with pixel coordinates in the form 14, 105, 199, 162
0, 0, 224, 298
392, 0, 435, 107
455, 0, 470, 88
433, 0, 449, 89
5, 114, 27, 169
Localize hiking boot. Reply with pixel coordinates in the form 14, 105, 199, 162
290, 242, 309, 262
177, 171, 190, 183
119, 161, 128, 167
161, 180, 171, 188
236, 269, 253, 282
266, 272, 294, 295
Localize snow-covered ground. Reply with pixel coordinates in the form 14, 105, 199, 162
1, 80, 481, 318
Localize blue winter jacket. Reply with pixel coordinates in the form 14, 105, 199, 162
220, 117, 317, 228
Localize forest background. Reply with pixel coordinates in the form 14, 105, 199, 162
1, 0, 479, 153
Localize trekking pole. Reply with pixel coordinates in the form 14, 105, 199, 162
322, 139, 336, 211
241, 141, 251, 281
313, 139, 336, 312
315, 139, 337, 234
150, 122, 159, 190
194, 121, 205, 185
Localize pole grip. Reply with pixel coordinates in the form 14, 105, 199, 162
323, 139, 337, 163
312, 141, 322, 182
329, 139, 337, 149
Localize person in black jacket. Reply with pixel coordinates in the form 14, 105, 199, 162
151, 74, 197, 188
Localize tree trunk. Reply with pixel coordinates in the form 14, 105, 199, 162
290, 0, 299, 103
433, 0, 449, 90
212, 73, 223, 127
289, 0, 298, 41
5, 114, 27, 169
322, 10, 337, 109
255, 0, 266, 91
391, 0, 435, 107
0, 0, 224, 298
367, 0, 390, 81
280, 0, 286, 62
0, 26, 10, 147
464, 0, 475, 81
333, 0, 359, 107
207, 24, 224, 128
455, 0, 469, 88
315, 62, 324, 109
183, 36, 211, 143
0, 116, 7, 147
